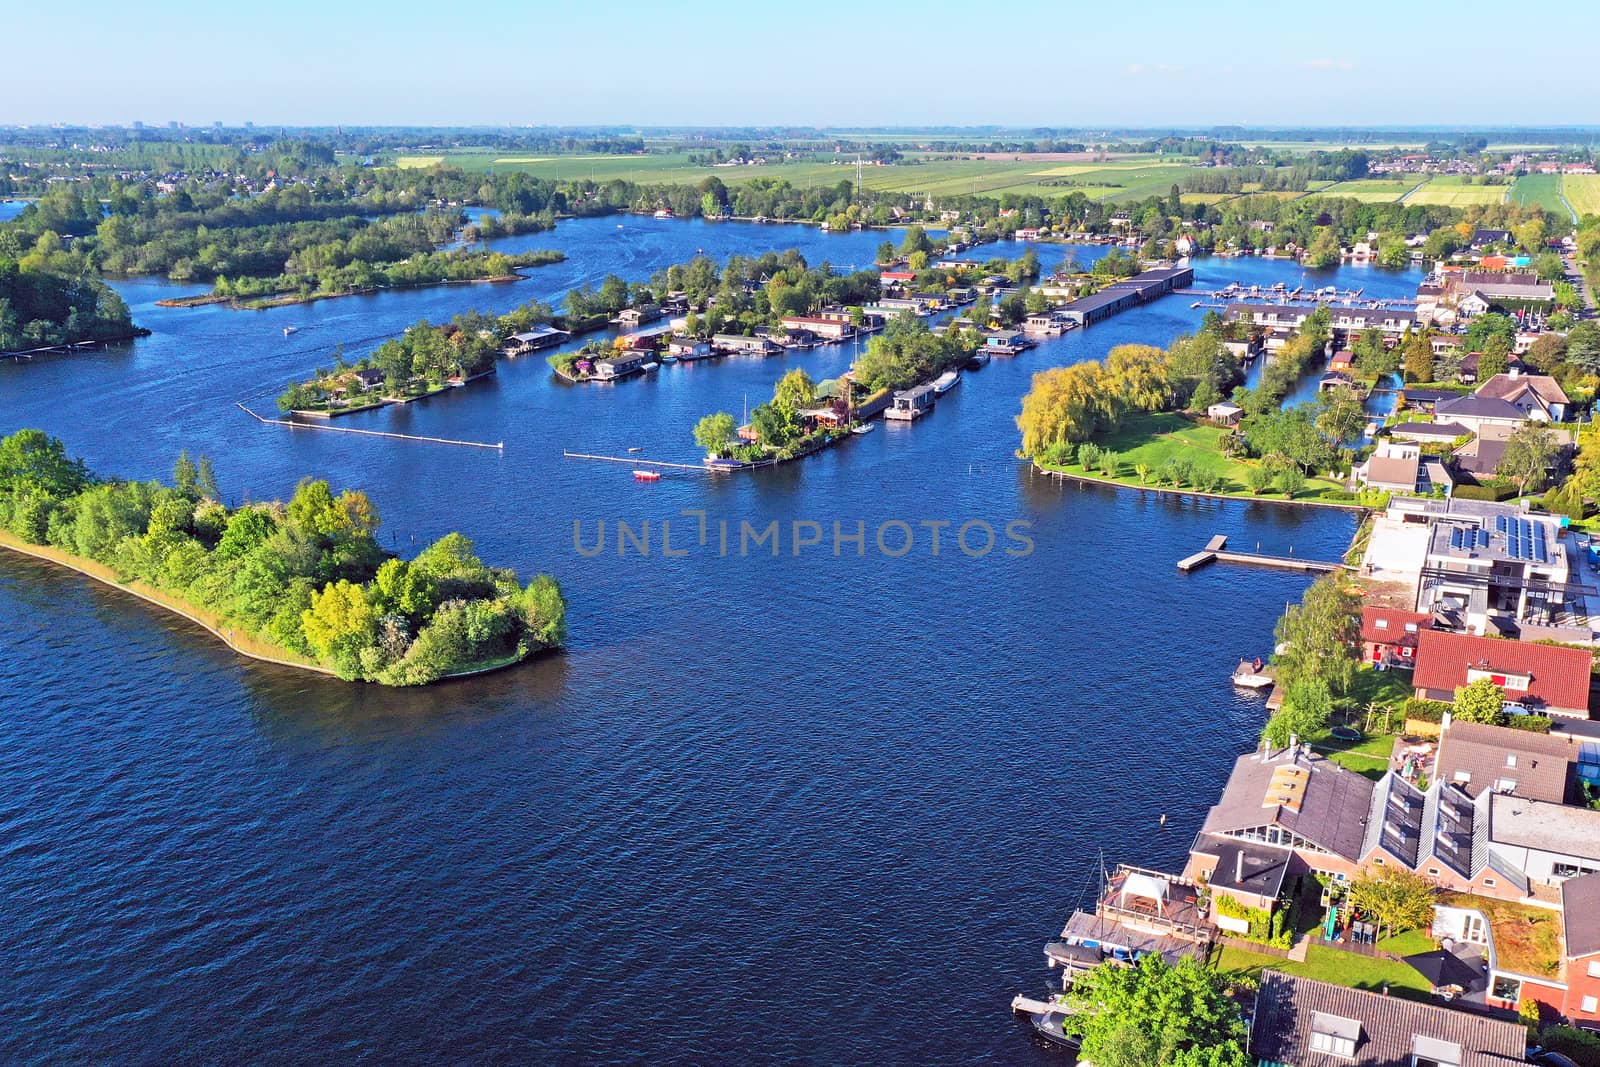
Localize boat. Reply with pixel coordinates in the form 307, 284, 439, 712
851, 423, 875, 435
283, 326, 298, 336
1232, 658, 1276, 689
653, 209, 673, 219
627, 447, 644, 453
659, 354, 678, 364
966, 351, 991, 369
633, 470, 661, 482
933, 370, 961, 395
642, 361, 660, 372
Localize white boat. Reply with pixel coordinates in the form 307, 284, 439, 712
851, 423, 875, 435
653, 210, 673, 219
933, 370, 961, 395
283, 326, 298, 336
1232, 659, 1276, 689
659, 354, 678, 364
642, 361, 660, 372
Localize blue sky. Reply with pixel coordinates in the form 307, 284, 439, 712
7, 0, 1599, 128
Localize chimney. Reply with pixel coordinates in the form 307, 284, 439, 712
1236, 849, 1246, 884
1288, 733, 1298, 758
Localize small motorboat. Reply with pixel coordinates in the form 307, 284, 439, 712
1232, 658, 1276, 689
633, 470, 661, 482
283, 326, 298, 336
627, 447, 644, 453
851, 423, 875, 435
659, 354, 678, 363
641, 361, 660, 372
933, 369, 961, 395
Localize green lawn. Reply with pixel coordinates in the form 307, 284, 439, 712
1404, 176, 1510, 207
1321, 179, 1422, 203
1214, 943, 1434, 1000
1039, 412, 1351, 503
1565, 175, 1600, 219
1511, 174, 1571, 216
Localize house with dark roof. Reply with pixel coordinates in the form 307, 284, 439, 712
1412, 630, 1592, 719
1391, 422, 1469, 445
1249, 971, 1527, 1067
1434, 717, 1578, 804
1361, 606, 1432, 668
1401, 386, 1464, 415
1562, 873, 1600, 1023
1433, 394, 1532, 435
1470, 228, 1512, 250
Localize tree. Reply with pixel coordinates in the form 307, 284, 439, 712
1567, 321, 1600, 375
1497, 424, 1558, 495
300, 579, 379, 679
1063, 955, 1250, 1067
173, 451, 198, 498
1402, 333, 1435, 384
1274, 575, 1360, 694
1347, 865, 1435, 941
1263, 678, 1333, 748
772, 368, 815, 412
693, 411, 737, 456
1524, 333, 1566, 373
1453, 677, 1507, 725
1245, 464, 1275, 495
1106, 344, 1173, 413
1315, 388, 1366, 447
1276, 466, 1307, 499
196, 456, 219, 502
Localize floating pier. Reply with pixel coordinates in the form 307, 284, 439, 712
1178, 534, 1345, 574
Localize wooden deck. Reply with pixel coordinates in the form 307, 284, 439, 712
1179, 534, 1346, 574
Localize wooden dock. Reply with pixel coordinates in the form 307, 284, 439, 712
1179, 534, 1345, 574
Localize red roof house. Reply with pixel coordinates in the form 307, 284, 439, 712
1360, 607, 1432, 667
1412, 630, 1593, 718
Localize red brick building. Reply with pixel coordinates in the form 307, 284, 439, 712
1412, 630, 1593, 719
1360, 606, 1432, 668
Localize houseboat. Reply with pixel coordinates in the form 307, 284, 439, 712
885, 383, 937, 421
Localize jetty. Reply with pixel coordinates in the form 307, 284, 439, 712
1178, 534, 1345, 574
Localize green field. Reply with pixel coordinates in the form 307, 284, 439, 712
1320, 179, 1422, 203
386, 150, 1221, 202
1403, 176, 1509, 207
1566, 174, 1600, 218
1511, 173, 1571, 215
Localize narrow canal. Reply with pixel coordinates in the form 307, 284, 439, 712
0, 219, 1418, 1063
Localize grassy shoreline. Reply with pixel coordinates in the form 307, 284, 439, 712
0, 529, 538, 684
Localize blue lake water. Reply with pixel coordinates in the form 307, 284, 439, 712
0, 220, 1415, 1064
0, 199, 32, 223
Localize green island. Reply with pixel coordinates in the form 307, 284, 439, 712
205, 247, 565, 309
1, 253, 144, 351
0, 429, 566, 685
278, 302, 558, 414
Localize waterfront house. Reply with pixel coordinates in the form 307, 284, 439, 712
712, 334, 777, 356
885, 383, 936, 421
591, 351, 650, 381
667, 336, 712, 360
1045, 865, 1212, 986
983, 330, 1030, 354
1023, 311, 1068, 335
1248, 971, 1527, 1067
352, 368, 385, 391
503, 325, 568, 355
1329, 350, 1355, 373
1360, 606, 1431, 668
778, 315, 852, 341
1356, 440, 1451, 496
616, 304, 662, 327
1412, 630, 1592, 719
1319, 370, 1354, 392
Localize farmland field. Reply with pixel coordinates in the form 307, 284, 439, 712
1404, 176, 1509, 207
1320, 179, 1421, 203
1511, 174, 1571, 216
1566, 175, 1600, 218
381, 150, 1225, 202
